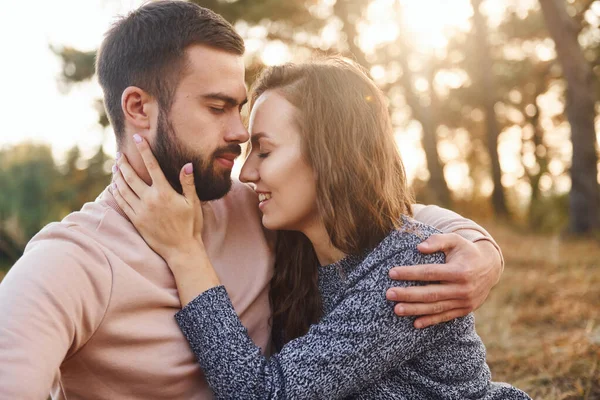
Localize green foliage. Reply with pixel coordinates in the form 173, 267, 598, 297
528, 193, 569, 233
52, 46, 97, 83
0, 143, 112, 266
0, 145, 60, 242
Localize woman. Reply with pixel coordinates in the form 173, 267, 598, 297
113, 58, 529, 399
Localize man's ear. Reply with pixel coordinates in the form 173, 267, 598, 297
121, 86, 159, 134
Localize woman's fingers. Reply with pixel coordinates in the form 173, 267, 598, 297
179, 163, 198, 204
112, 180, 137, 220
113, 170, 141, 212
116, 153, 149, 198
132, 134, 169, 188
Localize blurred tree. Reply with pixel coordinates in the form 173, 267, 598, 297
471, 0, 510, 217
0, 143, 112, 265
52, 0, 600, 231
53, 0, 454, 207
392, 2, 451, 207
205, 0, 454, 207
0, 144, 61, 262
539, 0, 600, 234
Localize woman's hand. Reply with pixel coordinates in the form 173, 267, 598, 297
111, 134, 221, 305
112, 134, 203, 264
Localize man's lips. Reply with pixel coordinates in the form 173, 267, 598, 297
215, 153, 239, 168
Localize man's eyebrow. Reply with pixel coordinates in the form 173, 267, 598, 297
201, 92, 248, 108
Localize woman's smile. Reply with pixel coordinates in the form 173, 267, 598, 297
257, 192, 272, 210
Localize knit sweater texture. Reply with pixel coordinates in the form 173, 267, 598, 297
175, 217, 530, 399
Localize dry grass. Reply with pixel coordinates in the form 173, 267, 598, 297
475, 223, 600, 399
0, 225, 597, 398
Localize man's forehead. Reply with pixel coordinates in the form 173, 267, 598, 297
181, 44, 246, 99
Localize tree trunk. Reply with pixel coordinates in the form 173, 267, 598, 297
524, 66, 551, 228
526, 100, 550, 229
394, 2, 451, 207
424, 64, 452, 207
334, 0, 451, 207
471, 0, 510, 217
539, 0, 600, 234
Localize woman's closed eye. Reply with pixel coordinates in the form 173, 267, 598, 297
257, 152, 270, 159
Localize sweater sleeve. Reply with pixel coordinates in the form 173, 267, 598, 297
411, 204, 504, 269
0, 225, 112, 399
175, 234, 469, 399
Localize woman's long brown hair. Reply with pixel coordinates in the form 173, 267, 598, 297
249, 57, 414, 346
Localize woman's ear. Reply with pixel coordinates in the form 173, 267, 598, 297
121, 86, 159, 133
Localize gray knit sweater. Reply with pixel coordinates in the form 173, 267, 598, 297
175, 217, 530, 399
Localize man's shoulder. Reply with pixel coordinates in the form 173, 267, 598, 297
212, 180, 276, 245
215, 180, 260, 216
226, 180, 258, 205
16, 203, 113, 278
2, 220, 113, 306
27, 199, 109, 251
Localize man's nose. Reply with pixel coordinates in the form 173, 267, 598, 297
224, 115, 250, 144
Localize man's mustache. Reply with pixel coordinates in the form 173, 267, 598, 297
213, 144, 242, 159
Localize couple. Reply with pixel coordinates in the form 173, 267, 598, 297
0, 1, 528, 399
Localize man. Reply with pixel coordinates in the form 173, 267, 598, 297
0, 2, 502, 399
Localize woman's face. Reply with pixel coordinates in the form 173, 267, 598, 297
239, 90, 319, 232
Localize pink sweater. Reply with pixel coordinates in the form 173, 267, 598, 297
0, 182, 498, 399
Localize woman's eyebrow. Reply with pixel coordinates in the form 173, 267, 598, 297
250, 132, 270, 146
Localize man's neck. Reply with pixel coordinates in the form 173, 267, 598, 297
118, 139, 152, 182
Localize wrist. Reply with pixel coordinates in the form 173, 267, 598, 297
164, 239, 207, 268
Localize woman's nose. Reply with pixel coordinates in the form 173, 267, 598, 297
239, 154, 259, 184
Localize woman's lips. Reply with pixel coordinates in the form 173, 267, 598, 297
258, 198, 270, 211
258, 193, 271, 210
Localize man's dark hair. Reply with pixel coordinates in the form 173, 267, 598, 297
96, 1, 245, 144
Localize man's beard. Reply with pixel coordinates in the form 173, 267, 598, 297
152, 111, 241, 202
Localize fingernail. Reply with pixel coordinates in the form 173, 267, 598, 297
395, 305, 405, 314
115, 152, 121, 160
386, 290, 397, 301
112, 164, 118, 173
184, 163, 193, 175
415, 321, 424, 329
389, 269, 399, 279
133, 134, 142, 144
419, 242, 429, 250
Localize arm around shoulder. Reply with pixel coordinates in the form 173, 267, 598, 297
411, 204, 503, 271
0, 225, 112, 399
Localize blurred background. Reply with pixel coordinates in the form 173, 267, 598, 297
0, 0, 598, 398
